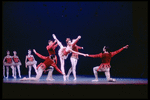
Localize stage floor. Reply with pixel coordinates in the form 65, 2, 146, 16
3, 75, 148, 99
3, 75, 148, 85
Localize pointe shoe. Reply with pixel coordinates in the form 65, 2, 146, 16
107, 78, 116, 82
73, 78, 77, 81
92, 79, 98, 82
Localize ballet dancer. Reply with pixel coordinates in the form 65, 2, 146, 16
20, 49, 63, 81
52, 34, 86, 81
3, 50, 15, 79
25, 49, 38, 78
86, 45, 129, 82
46, 39, 58, 81
66, 39, 84, 81
12, 51, 22, 78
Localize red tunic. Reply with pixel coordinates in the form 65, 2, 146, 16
71, 45, 83, 59
89, 47, 125, 71
6, 58, 12, 63
35, 52, 62, 74
46, 41, 58, 64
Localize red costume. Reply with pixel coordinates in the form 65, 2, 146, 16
6, 58, 12, 63
46, 41, 58, 64
13, 57, 19, 63
27, 57, 34, 61
89, 47, 125, 71
71, 45, 83, 59
35, 52, 62, 74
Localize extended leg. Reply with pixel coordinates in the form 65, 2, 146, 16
11, 65, 15, 78
52, 34, 63, 48
3, 65, 5, 78
28, 66, 31, 78
6, 66, 9, 79
59, 57, 66, 81
17, 65, 21, 78
33, 64, 38, 75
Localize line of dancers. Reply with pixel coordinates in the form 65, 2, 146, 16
3, 34, 129, 82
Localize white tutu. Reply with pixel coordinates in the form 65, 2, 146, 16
58, 47, 68, 59
3, 62, 14, 66
13, 62, 22, 66
26, 60, 37, 66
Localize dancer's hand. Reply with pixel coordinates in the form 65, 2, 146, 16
123, 45, 129, 49
84, 54, 89, 57
77, 35, 81, 39
82, 47, 84, 49
33, 49, 36, 54
25, 65, 27, 68
52, 34, 57, 40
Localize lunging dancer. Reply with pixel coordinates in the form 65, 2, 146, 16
20, 49, 63, 81
25, 49, 38, 78
66, 39, 84, 81
12, 51, 22, 78
46, 39, 58, 81
52, 34, 86, 81
86, 45, 129, 82
3, 50, 15, 79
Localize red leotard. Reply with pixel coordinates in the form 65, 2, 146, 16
27, 56, 34, 61
13, 57, 19, 63
6, 58, 12, 63
89, 47, 125, 71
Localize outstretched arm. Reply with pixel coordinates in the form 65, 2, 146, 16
87, 53, 102, 58
111, 45, 129, 57
46, 40, 57, 50
69, 49, 86, 56
71, 36, 81, 47
33, 49, 47, 60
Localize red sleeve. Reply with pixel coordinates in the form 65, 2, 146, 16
53, 43, 58, 49
89, 53, 102, 58
111, 47, 125, 57
72, 39, 79, 47
76, 45, 83, 49
35, 52, 47, 60
46, 41, 57, 50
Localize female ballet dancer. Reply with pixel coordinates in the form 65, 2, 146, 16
20, 49, 63, 81
25, 49, 38, 78
3, 50, 15, 79
12, 51, 22, 78
87, 45, 129, 82
66, 39, 84, 81
46, 39, 58, 80
52, 34, 86, 81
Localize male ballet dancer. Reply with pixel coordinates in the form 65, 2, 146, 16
46, 39, 58, 81
87, 45, 129, 82
66, 39, 84, 81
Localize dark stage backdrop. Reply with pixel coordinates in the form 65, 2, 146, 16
2, 1, 148, 78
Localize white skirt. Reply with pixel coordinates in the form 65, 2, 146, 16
58, 47, 68, 59
3, 62, 14, 66
13, 62, 22, 66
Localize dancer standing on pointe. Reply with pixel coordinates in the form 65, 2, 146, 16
3, 50, 15, 79
66, 39, 84, 81
52, 34, 87, 81
12, 51, 22, 78
25, 49, 38, 78
86, 45, 129, 82
46, 39, 58, 81
20, 49, 63, 81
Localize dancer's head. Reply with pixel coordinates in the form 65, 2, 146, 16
13, 51, 17, 55
7, 50, 10, 55
28, 49, 31, 55
66, 38, 71, 46
48, 40, 53, 45
103, 46, 110, 52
